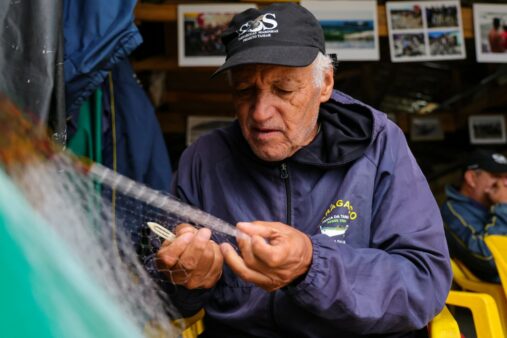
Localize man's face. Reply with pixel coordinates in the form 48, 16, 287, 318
473, 170, 507, 205
475, 170, 498, 193
230, 63, 332, 162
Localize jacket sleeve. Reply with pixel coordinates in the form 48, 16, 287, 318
286, 123, 452, 334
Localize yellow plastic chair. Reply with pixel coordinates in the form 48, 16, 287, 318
450, 258, 507, 332
485, 235, 507, 300
175, 308, 205, 338
145, 308, 205, 338
428, 305, 460, 338
446, 290, 505, 338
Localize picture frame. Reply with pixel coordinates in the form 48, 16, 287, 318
473, 4, 507, 63
468, 115, 507, 144
386, 1, 466, 62
177, 3, 255, 67
186, 116, 236, 146
301, 0, 380, 61
410, 117, 444, 141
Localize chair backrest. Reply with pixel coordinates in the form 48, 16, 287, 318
446, 290, 505, 338
485, 235, 507, 300
450, 257, 507, 333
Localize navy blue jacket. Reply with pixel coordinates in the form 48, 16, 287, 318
164, 90, 451, 337
63, 0, 142, 116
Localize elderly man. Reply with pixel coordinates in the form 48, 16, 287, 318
154, 3, 451, 337
442, 149, 507, 283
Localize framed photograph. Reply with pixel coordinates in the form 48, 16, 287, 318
178, 4, 255, 67
469, 115, 507, 144
186, 116, 236, 145
386, 1, 466, 62
410, 117, 444, 141
473, 4, 507, 63
301, 1, 379, 61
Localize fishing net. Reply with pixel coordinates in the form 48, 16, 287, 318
0, 96, 238, 337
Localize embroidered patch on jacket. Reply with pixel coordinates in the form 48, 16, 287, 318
320, 199, 357, 243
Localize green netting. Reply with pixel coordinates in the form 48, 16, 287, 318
0, 169, 143, 338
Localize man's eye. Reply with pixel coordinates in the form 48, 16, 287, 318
275, 88, 293, 95
234, 87, 254, 96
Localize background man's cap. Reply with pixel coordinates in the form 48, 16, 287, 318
212, 3, 325, 77
465, 149, 507, 173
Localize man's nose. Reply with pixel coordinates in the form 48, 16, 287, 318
250, 91, 276, 123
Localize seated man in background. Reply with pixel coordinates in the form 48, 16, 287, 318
153, 3, 452, 337
441, 149, 507, 282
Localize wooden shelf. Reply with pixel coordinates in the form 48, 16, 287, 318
135, 3, 176, 22
134, 3, 474, 38
165, 91, 233, 104
132, 56, 217, 72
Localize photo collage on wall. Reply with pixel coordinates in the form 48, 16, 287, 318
176, 2, 507, 65
301, 0, 380, 61
386, 0, 466, 62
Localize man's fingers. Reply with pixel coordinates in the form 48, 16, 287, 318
178, 228, 211, 271
199, 243, 224, 288
237, 222, 277, 238
250, 234, 285, 267
220, 243, 272, 286
175, 223, 198, 235
156, 232, 194, 267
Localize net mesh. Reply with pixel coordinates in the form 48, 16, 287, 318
0, 95, 237, 337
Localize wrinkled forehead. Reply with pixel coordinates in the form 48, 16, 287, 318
230, 63, 313, 85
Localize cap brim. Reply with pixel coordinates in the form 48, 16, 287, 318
211, 45, 320, 78
482, 163, 507, 173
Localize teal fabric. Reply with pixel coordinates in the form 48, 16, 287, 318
0, 169, 143, 338
68, 88, 103, 164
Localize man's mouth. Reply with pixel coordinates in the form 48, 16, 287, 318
250, 127, 281, 141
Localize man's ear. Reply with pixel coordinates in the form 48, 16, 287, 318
319, 69, 334, 103
463, 170, 477, 189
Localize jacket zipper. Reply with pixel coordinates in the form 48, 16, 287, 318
268, 162, 292, 332
280, 162, 292, 225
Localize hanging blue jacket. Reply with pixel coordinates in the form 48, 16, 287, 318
101, 59, 172, 192
63, 0, 142, 117
441, 184, 507, 282
155, 90, 451, 338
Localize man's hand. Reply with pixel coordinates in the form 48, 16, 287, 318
220, 221, 313, 292
156, 224, 223, 289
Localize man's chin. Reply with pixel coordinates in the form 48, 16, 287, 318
251, 147, 288, 162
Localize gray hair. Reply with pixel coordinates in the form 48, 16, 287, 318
312, 52, 334, 88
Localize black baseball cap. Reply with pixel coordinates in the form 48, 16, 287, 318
212, 3, 326, 77
465, 149, 507, 173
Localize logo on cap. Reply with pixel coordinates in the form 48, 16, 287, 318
492, 153, 507, 164
237, 13, 279, 43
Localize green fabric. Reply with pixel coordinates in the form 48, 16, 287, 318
0, 170, 143, 338
67, 88, 103, 164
